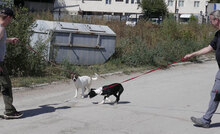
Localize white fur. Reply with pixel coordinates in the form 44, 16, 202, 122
94, 87, 103, 95
98, 97, 112, 104
72, 73, 98, 98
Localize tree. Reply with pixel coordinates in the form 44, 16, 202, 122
210, 0, 220, 3
140, 0, 168, 20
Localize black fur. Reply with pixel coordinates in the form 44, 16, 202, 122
88, 88, 98, 98
88, 83, 124, 104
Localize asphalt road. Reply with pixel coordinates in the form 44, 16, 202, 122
1, 60, 220, 134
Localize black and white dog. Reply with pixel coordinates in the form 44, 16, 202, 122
88, 83, 124, 104
71, 73, 98, 98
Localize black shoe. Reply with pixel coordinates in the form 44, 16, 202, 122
191, 117, 210, 128
4, 111, 23, 119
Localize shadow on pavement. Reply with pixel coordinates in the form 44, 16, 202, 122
117, 101, 131, 104
210, 122, 220, 128
193, 122, 220, 128
92, 101, 131, 105
20, 104, 71, 119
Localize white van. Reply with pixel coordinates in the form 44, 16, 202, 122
126, 14, 143, 26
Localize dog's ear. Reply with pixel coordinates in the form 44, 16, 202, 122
70, 73, 74, 79
75, 75, 78, 79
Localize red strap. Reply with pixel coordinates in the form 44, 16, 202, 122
103, 58, 187, 90
103, 83, 119, 90
121, 58, 187, 83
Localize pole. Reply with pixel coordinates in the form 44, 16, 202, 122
174, 0, 179, 22
205, 2, 208, 24
175, 0, 177, 13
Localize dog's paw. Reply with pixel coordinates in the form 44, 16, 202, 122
98, 100, 105, 104
83, 95, 88, 98
106, 98, 112, 103
113, 102, 118, 105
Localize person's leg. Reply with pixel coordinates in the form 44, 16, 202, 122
202, 70, 220, 124
0, 65, 17, 114
191, 70, 220, 128
202, 91, 219, 124
191, 90, 218, 128
0, 65, 23, 118
1, 85, 17, 114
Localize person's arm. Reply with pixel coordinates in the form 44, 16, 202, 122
0, 27, 4, 40
184, 45, 214, 60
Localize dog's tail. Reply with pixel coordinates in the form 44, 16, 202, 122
91, 73, 98, 80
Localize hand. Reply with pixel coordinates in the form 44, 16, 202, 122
10, 38, 19, 44
184, 54, 194, 60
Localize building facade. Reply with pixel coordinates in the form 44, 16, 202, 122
165, 0, 210, 15
55, 0, 210, 16
54, 0, 142, 16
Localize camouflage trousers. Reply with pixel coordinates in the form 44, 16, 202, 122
0, 62, 16, 114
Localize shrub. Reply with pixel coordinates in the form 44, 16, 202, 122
5, 7, 48, 76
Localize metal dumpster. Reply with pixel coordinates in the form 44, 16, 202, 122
30, 20, 116, 65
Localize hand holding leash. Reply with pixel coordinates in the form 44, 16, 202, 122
11, 38, 19, 44
184, 54, 194, 60
7, 38, 19, 44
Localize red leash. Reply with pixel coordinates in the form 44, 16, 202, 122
121, 58, 187, 83
103, 58, 187, 90
26, 45, 57, 66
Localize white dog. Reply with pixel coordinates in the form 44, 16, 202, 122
71, 73, 98, 98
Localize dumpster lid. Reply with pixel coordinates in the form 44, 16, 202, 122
59, 22, 78, 30
32, 20, 116, 36
86, 24, 105, 33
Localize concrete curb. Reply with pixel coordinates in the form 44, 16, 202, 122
13, 82, 59, 90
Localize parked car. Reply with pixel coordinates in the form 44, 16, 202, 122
126, 14, 143, 26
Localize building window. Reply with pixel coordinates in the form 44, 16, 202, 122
126, 0, 129, 4
168, 0, 173, 6
137, 0, 140, 4
116, 0, 123, 2
106, 0, 111, 4
178, 0, 184, 7
131, 0, 134, 4
194, 1, 200, 7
